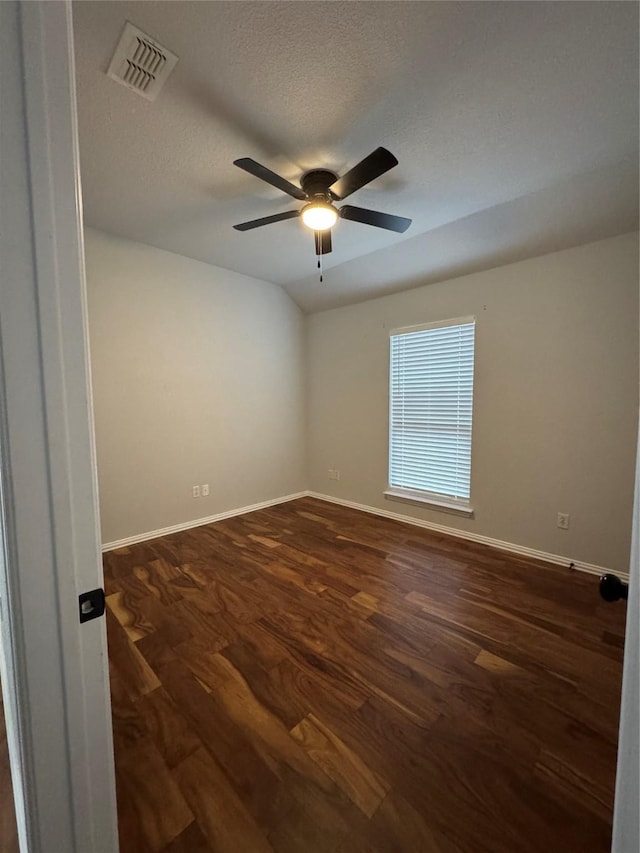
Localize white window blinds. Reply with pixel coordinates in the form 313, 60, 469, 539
389, 318, 475, 503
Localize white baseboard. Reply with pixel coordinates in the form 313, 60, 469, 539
101, 491, 308, 552
103, 488, 629, 583
306, 491, 629, 582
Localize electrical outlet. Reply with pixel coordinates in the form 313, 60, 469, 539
328, 468, 341, 481
202, 484, 209, 497
557, 512, 569, 530
192, 485, 200, 498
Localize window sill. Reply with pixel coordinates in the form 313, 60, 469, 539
384, 489, 474, 518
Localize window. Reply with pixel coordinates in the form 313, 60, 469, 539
387, 317, 475, 513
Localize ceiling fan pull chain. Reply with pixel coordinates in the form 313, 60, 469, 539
314, 230, 324, 281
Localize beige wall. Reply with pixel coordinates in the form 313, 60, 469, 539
85, 228, 306, 544
307, 233, 639, 572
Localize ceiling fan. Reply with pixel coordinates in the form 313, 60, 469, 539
232, 147, 411, 260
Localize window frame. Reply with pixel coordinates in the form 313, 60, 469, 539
386, 316, 476, 516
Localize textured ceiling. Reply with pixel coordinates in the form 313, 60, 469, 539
73, 1, 639, 313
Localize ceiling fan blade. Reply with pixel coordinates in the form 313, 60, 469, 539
233, 209, 300, 231
339, 204, 411, 234
329, 147, 399, 200
234, 158, 306, 200
314, 230, 332, 255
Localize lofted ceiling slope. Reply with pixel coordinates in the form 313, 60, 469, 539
73, 1, 639, 313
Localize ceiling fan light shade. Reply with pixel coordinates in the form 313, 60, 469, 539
301, 202, 338, 231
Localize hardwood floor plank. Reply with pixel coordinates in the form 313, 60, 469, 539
176, 560, 213, 588
474, 647, 524, 675
173, 636, 232, 691
139, 634, 288, 834
205, 579, 264, 624
148, 557, 184, 584
534, 748, 613, 822
234, 620, 290, 670
162, 821, 211, 853
107, 590, 156, 642
109, 665, 149, 751
134, 564, 184, 605
290, 713, 389, 817
106, 607, 161, 701
137, 686, 202, 769
114, 734, 193, 853
266, 800, 350, 853
172, 747, 273, 853
210, 654, 343, 794
255, 557, 328, 595
221, 644, 306, 730
337, 790, 457, 853
261, 606, 441, 726
406, 588, 621, 691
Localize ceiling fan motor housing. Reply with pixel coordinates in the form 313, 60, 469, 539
300, 169, 339, 200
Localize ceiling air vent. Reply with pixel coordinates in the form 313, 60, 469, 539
106, 22, 178, 101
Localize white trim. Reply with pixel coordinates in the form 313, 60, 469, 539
105, 489, 628, 582
102, 492, 308, 551
612, 411, 639, 850
389, 315, 476, 337
307, 492, 627, 581
384, 488, 474, 516
0, 3, 119, 849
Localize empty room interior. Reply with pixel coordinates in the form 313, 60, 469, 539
7, 1, 640, 851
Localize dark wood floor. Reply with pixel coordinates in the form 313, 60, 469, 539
103, 496, 626, 853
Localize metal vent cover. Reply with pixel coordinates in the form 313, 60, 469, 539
106, 22, 178, 101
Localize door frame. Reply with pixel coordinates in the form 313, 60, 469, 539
0, 2, 118, 850
612, 420, 640, 850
